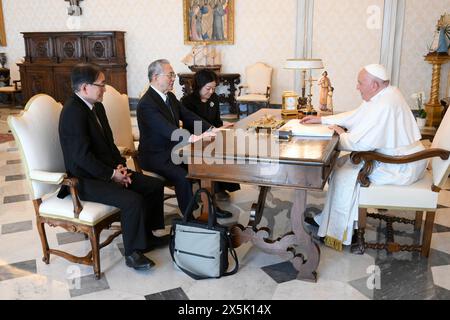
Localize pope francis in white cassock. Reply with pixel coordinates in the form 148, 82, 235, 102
301, 64, 427, 251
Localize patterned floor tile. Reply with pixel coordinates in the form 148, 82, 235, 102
261, 261, 298, 284
350, 249, 450, 300
56, 232, 88, 246
69, 273, 110, 298
145, 287, 189, 300
273, 279, 369, 300
0, 260, 37, 282
431, 265, 450, 290
1, 220, 32, 234
5, 174, 26, 182
3, 194, 29, 204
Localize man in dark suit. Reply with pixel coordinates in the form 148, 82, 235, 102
59, 63, 167, 271
137, 59, 232, 218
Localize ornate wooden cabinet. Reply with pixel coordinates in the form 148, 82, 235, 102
18, 31, 127, 103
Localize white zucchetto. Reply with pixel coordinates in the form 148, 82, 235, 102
364, 64, 390, 81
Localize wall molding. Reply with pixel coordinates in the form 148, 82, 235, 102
380, 0, 406, 86
294, 0, 315, 91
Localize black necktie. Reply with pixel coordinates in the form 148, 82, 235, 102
92, 104, 104, 131
165, 95, 176, 123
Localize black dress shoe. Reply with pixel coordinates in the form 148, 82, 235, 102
216, 206, 232, 219
125, 251, 155, 270
304, 215, 320, 228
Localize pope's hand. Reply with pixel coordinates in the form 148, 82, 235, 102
300, 116, 322, 124
328, 125, 346, 135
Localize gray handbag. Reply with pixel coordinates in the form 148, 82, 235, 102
169, 188, 239, 279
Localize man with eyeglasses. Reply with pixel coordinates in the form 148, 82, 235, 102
137, 59, 232, 218
59, 63, 167, 271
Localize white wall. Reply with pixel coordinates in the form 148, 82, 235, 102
312, 0, 384, 112
0, 0, 297, 102
399, 0, 450, 108
0, 0, 449, 107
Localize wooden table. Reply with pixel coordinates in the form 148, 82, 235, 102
178, 109, 339, 282
178, 72, 241, 114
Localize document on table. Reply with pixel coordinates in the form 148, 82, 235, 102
278, 119, 334, 137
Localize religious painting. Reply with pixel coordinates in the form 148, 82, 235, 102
183, 0, 234, 45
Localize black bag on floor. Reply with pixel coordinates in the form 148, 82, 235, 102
169, 188, 238, 279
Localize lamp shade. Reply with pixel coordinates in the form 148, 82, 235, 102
285, 59, 324, 70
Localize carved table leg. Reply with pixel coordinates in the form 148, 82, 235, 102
290, 189, 320, 282
230, 189, 320, 282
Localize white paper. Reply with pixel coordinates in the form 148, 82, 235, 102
279, 119, 334, 137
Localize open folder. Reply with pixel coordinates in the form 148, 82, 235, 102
278, 119, 334, 137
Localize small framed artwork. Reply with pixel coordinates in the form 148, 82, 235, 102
183, 0, 234, 45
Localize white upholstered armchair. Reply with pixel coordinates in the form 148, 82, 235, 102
350, 109, 450, 257
102, 85, 176, 201
236, 62, 273, 117
7, 94, 122, 279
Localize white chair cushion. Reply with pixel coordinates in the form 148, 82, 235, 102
236, 94, 269, 102
431, 109, 450, 187
359, 171, 438, 210
39, 193, 120, 226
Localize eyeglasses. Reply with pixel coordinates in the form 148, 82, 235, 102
90, 83, 106, 88
159, 73, 177, 79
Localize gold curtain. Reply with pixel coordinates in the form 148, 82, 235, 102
0, 0, 6, 46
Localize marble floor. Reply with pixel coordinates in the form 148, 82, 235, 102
1, 106, 450, 300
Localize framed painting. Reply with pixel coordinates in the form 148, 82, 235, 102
183, 0, 234, 45
0, 0, 6, 46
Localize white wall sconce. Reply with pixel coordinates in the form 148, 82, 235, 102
65, 0, 83, 16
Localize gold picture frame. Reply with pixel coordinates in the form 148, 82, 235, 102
183, 0, 234, 45
0, 0, 6, 47
281, 91, 299, 116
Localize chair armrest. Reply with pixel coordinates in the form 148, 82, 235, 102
350, 148, 450, 187
61, 176, 83, 218
29, 170, 67, 184
29, 170, 83, 218
13, 80, 21, 90
117, 146, 142, 173
122, 148, 138, 158
266, 86, 271, 98
238, 85, 248, 96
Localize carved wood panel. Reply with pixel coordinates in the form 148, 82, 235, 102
19, 31, 127, 103
53, 68, 73, 103
22, 69, 54, 98
28, 36, 54, 63
55, 36, 83, 63
85, 36, 112, 62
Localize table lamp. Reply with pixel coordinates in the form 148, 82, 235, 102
285, 58, 324, 113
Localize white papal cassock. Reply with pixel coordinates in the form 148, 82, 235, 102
316, 86, 427, 250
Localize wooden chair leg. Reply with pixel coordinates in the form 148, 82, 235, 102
421, 211, 435, 257
415, 211, 423, 231
89, 228, 101, 279
36, 219, 50, 264
351, 208, 367, 254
